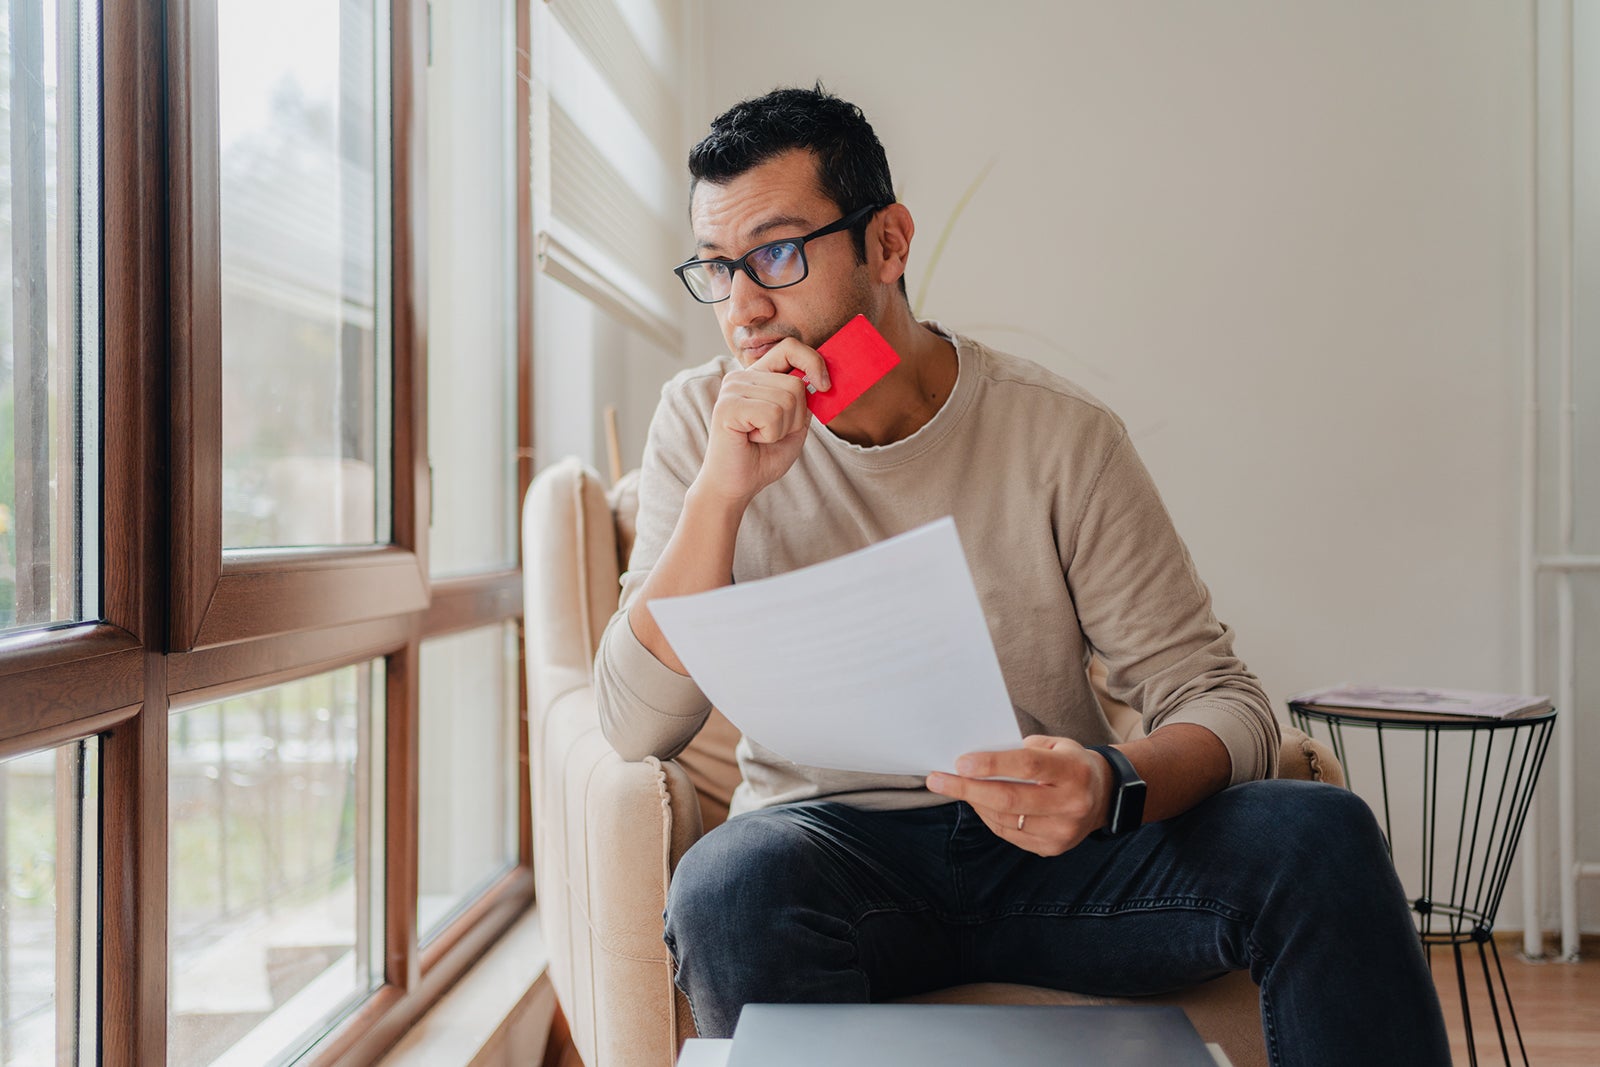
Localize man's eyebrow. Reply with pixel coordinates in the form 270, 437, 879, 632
695, 214, 817, 255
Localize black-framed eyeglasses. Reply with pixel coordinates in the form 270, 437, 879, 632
672, 202, 890, 304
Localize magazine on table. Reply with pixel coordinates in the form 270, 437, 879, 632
1288, 684, 1551, 720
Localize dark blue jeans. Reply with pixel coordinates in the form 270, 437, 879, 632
663, 779, 1450, 1066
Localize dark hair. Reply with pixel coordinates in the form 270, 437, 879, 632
689, 84, 897, 268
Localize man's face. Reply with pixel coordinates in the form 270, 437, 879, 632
689, 148, 876, 366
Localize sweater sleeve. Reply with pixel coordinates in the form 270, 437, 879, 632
1064, 429, 1279, 785
592, 376, 720, 762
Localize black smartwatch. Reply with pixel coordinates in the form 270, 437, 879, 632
1088, 745, 1147, 838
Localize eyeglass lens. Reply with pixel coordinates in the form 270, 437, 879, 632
683, 238, 807, 302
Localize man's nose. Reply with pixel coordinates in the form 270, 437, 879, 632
724, 267, 774, 327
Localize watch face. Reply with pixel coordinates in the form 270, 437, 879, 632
1094, 746, 1146, 836
1113, 780, 1147, 835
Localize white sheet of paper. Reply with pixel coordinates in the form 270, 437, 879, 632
646, 517, 1021, 776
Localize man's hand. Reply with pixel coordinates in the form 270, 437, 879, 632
696, 338, 831, 506
925, 736, 1114, 857
627, 338, 830, 676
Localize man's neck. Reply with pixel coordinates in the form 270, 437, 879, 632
824, 307, 958, 449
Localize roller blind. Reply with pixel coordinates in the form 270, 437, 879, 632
531, 0, 686, 353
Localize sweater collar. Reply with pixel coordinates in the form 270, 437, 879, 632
813, 320, 980, 470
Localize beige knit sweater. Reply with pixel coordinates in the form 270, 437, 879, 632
594, 323, 1279, 816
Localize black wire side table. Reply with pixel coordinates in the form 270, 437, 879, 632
1288, 701, 1556, 1067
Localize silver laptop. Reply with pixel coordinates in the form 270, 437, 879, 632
726, 1003, 1217, 1067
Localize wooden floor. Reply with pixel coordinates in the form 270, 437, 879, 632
1430, 936, 1600, 1066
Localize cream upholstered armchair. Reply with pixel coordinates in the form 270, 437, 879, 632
523, 456, 1346, 1067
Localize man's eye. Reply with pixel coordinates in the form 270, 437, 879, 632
753, 243, 798, 275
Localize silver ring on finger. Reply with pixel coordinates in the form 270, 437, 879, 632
1016, 813, 1027, 832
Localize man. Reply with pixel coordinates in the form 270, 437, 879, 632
594, 85, 1450, 1065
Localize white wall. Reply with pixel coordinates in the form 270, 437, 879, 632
686, 0, 1528, 702
533, 275, 679, 475
655, 0, 1593, 933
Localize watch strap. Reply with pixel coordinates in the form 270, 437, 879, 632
1088, 744, 1147, 838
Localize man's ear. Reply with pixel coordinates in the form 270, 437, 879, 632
871, 203, 914, 287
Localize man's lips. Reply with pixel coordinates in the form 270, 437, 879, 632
739, 338, 785, 361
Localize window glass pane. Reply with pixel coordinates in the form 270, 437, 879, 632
168, 664, 385, 1066
417, 623, 517, 941
218, 0, 391, 550
425, 0, 516, 577
0, 0, 100, 633
0, 738, 99, 1067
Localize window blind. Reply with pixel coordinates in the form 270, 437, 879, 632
532, 0, 686, 353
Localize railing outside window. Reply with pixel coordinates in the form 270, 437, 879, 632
0, 1, 99, 1059
168, 666, 385, 1066
0, 740, 97, 1067
0, 0, 99, 635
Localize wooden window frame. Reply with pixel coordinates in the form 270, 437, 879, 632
0, 0, 539, 1063
166, 0, 428, 655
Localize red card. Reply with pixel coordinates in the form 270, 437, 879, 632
790, 314, 901, 424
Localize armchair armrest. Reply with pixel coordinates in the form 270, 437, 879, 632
533, 683, 704, 1066
1276, 723, 1345, 788
524, 457, 715, 1062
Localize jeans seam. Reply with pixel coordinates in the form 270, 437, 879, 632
948, 895, 1254, 925
847, 921, 871, 1002
948, 804, 968, 910
849, 900, 925, 920
1256, 955, 1281, 1066
846, 901, 939, 1002
664, 930, 708, 1037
